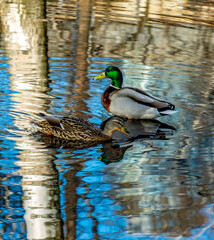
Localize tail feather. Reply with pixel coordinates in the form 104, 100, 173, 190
168, 103, 175, 110
39, 113, 61, 127
160, 109, 177, 115
158, 103, 176, 115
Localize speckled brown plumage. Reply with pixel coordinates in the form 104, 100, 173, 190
36, 114, 129, 143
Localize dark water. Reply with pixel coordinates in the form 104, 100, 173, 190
0, 0, 214, 239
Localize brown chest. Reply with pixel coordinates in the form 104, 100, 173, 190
101, 86, 117, 112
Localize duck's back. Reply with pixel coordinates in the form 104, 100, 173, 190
60, 117, 106, 141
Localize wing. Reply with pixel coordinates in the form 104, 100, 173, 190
60, 117, 94, 131
113, 87, 171, 109
60, 117, 102, 140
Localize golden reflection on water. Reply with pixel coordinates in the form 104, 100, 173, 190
103, 158, 212, 237
0, 0, 214, 239
15, 140, 63, 239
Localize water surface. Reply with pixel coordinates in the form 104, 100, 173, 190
0, 0, 214, 239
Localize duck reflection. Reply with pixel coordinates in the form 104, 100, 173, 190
37, 116, 176, 164
40, 135, 132, 164
98, 143, 132, 164
101, 117, 176, 141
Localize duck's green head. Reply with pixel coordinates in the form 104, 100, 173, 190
94, 66, 123, 88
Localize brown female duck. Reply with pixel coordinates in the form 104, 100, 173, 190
36, 113, 130, 142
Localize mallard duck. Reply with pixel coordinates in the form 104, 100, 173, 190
94, 66, 176, 119
36, 113, 130, 142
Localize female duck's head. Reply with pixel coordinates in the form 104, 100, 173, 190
101, 116, 130, 137
94, 66, 123, 88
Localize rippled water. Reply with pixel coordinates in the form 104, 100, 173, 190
0, 0, 214, 239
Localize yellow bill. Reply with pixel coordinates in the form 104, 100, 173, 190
94, 72, 106, 80
121, 127, 131, 137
